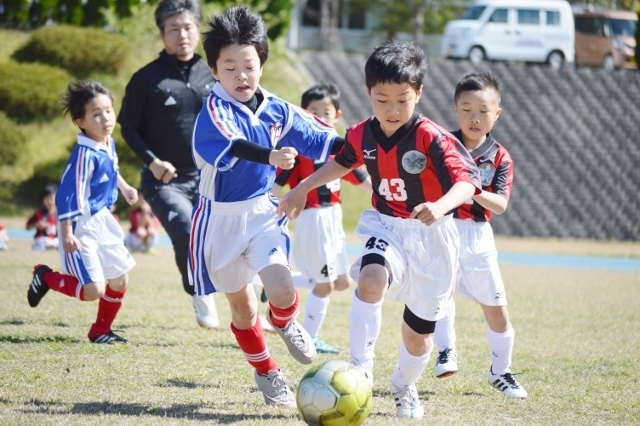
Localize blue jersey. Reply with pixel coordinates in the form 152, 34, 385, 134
192, 83, 338, 202
56, 134, 119, 221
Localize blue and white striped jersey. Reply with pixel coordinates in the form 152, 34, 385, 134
56, 133, 119, 221
192, 83, 338, 202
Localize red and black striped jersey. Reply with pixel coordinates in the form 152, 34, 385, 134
275, 155, 369, 209
451, 130, 513, 222
335, 114, 481, 219
26, 208, 58, 239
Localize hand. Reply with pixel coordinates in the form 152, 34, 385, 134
410, 201, 447, 226
149, 158, 178, 184
269, 147, 298, 170
277, 186, 307, 219
61, 233, 82, 253
121, 186, 138, 205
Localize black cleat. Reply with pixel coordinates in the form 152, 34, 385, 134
90, 331, 128, 344
28, 264, 52, 307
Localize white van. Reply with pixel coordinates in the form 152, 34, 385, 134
441, 0, 575, 69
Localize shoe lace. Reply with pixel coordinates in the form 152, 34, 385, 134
395, 385, 420, 407
269, 372, 290, 397
501, 372, 520, 388
437, 348, 451, 364
283, 322, 306, 349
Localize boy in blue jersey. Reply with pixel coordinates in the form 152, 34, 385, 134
28, 80, 138, 344
189, 6, 345, 407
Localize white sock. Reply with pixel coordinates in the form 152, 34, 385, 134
349, 289, 382, 367
391, 341, 431, 389
488, 327, 514, 375
303, 292, 329, 339
292, 271, 315, 289
434, 297, 456, 351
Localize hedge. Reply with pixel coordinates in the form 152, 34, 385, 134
0, 112, 27, 166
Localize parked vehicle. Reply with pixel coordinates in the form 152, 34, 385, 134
441, 0, 575, 69
574, 9, 637, 71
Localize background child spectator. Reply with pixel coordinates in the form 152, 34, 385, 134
0, 221, 8, 250
26, 184, 58, 251
125, 193, 161, 253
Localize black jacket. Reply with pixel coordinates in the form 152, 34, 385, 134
117, 51, 216, 172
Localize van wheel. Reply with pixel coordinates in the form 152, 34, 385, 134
603, 54, 615, 71
469, 46, 485, 64
547, 51, 564, 70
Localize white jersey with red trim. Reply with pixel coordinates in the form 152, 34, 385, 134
192, 83, 338, 202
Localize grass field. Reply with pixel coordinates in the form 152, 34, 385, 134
1, 234, 639, 425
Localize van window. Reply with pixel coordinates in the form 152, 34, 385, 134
462, 6, 486, 20
610, 18, 637, 36
575, 16, 604, 35
546, 10, 560, 26
489, 8, 508, 23
518, 9, 540, 25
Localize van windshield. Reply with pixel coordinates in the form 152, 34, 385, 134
610, 19, 637, 36
462, 6, 486, 20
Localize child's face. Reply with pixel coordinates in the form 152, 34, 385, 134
74, 94, 115, 144
212, 43, 263, 103
454, 89, 502, 145
160, 12, 200, 61
368, 82, 422, 137
43, 194, 55, 211
305, 96, 342, 127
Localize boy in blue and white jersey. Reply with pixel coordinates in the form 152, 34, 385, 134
28, 80, 138, 344
189, 6, 344, 408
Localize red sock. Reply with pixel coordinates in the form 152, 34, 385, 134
44, 271, 85, 301
268, 290, 299, 328
88, 286, 126, 340
231, 321, 278, 375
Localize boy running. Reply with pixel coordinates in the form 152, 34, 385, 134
279, 40, 481, 418
432, 70, 527, 399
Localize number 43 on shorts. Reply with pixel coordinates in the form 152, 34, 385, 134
365, 237, 389, 252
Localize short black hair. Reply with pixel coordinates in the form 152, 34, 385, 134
155, 0, 201, 32
61, 80, 113, 122
454, 70, 502, 105
201, 5, 269, 70
301, 82, 341, 110
43, 184, 57, 197
364, 39, 427, 93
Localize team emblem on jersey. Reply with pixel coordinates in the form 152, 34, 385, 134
363, 148, 377, 160
401, 150, 427, 174
270, 121, 283, 146
478, 163, 496, 186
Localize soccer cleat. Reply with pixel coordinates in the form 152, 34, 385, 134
28, 264, 52, 307
352, 361, 374, 387
90, 331, 128, 344
254, 369, 297, 408
267, 310, 316, 364
488, 367, 528, 399
434, 348, 458, 379
192, 294, 220, 330
391, 383, 424, 418
313, 337, 340, 354
258, 314, 276, 333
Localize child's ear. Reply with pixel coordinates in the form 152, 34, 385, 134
74, 118, 84, 130
335, 109, 343, 120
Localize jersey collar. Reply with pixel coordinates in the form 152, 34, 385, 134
77, 133, 111, 152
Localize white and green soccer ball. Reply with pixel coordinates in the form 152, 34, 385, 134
296, 360, 372, 426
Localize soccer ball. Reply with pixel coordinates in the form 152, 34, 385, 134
296, 360, 372, 426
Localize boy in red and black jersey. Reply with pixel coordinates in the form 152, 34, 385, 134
273, 83, 372, 354
432, 71, 527, 399
26, 184, 58, 251
279, 40, 481, 418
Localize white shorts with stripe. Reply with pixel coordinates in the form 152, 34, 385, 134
292, 204, 350, 284
188, 193, 290, 295
454, 219, 507, 306
349, 209, 459, 321
59, 207, 136, 285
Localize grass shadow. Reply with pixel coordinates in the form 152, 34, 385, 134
0, 335, 81, 344
157, 378, 219, 389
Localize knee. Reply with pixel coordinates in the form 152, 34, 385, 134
108, 274, 128, 292
82, 283, 106, 301
312, 282, 333, 298
356, 266, 387, 302
333, 274, 351, 292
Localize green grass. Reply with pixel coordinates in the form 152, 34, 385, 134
1, 238, 639, 425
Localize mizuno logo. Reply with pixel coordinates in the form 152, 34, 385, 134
363, 148, 377, 159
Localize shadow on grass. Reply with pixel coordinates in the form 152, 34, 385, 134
158, 378, 219, 389
18, 399, 295, 422
0, 335, 81, 344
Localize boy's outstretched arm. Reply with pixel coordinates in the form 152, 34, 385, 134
117, 175, 138, 205
278, 160, 350, 219
410, 181, 475, 226
472, 190, 508, 215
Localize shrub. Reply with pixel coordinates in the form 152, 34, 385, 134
0, 112, 27, 166
0, 61, 71, 121
11, 25, 129, 77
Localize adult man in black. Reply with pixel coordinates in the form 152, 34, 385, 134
117, 0, 219, 329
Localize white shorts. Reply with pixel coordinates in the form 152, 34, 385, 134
292, 204, 350, 284
349, 209, 459, 321
454, 219, 507, 306
125, 232, 158, 252
189, 193, 290, 295
59, 207, 136, 285
32, 236, 59, 251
